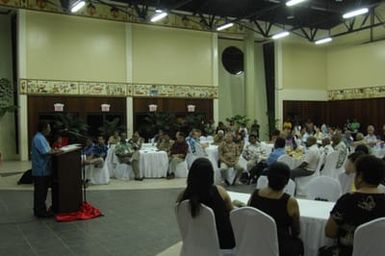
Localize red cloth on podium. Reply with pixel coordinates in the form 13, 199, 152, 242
55, 202, 103, 222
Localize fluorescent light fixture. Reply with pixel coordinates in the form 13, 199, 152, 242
216, 22, 234, 31
155, 9, 162, 13
150, 11, 168, 22
315, 37, 333, 45
286, 0, 307, 7
236, 71, 244, 75
71, 0, 85, 13
271, 31, 290, 40
343, 8, 369, 19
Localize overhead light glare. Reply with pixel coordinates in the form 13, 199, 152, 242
315, 37, 333, 45
272, 31, 290, 40
150, 11, 168, 22
343, 8, 369, 19
71, 0, 85, 13
155, 9, 162, 13
286, 0, 307, 7
216, 22, 234, 31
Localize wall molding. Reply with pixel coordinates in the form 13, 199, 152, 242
0, 0, 244, 35
19, 78, 218, 99
328, 85, 385, 101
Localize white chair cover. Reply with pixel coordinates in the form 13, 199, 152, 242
352, 217, 385, 256
321, 151, 345, 180
84, 162, 110, 185
295, 156, 323, 197
230, 207, 279, 256
305, 176, 342, 202
175, 200, 222, 256
277, 155, 295, 169
338, 172, 355, 194
207, 135, 214, 142
200, 136, 208, 142
175, 160, 189, 178
113, 163, 133, 180
256, 176, 296, 196
105, 145, 117, 177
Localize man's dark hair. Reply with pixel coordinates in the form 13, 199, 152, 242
355, 144, 369, 154
271, 129, 281, 137
38, 120, 50, 132
348, 151, 366, 163
267, 162, 290, 191
355, 155, 385, 186
178, 131, 186, 138
274, 137, 286, 149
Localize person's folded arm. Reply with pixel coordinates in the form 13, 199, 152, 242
287, 197, 301, 237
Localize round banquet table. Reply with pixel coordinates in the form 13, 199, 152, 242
227, 191, 334, 256
139, 148, 169, 178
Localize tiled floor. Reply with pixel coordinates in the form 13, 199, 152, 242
0, 161, 255, 256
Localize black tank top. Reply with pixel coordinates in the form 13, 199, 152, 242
248, 189, 292, 240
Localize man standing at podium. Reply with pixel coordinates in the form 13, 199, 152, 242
31, 120, 57, 218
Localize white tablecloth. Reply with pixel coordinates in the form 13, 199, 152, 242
139, 148, 169, 178
228, 191, 335, 256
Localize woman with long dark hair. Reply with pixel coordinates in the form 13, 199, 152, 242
177, 158, 235, 249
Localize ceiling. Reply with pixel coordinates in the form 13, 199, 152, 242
114, 0, 383, 30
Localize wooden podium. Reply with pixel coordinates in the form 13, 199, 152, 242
51, 146, 82, 213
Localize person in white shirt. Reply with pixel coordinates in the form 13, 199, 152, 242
332, 133, 348, 169
291, 136, 320, 180
364, 125, 378, 147
321, 137, 334, 157
241, 134, 262, 172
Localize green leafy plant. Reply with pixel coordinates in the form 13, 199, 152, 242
0, 78, 18, 120
226, 114, 250, 128
98, 117, 126, 137
186, 113, 205, 130
141, 112, 174, 138
53, 112, 88, 135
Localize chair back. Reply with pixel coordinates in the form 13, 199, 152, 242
338, 172, 355, 194
230, 207, 279, 256
306, 176, 342, 202
277, 154, 294, 169
321, 151, 344, 179
256, 176, 296, 196
352, 217, 385, 256
175, 200, 221, 256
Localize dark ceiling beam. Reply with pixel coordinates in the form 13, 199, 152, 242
331, 19, 385, 39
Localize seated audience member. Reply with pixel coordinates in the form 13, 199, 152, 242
283, 128, 297, 150
364, 125, 378, 147
266, 137, 286, 167
270, 129, 281, 144
114, 134, 142, 181
314, 126, 324, 141
93, 135, 108, 160
350, 118, 360, 134
108, 130, 121, 145
203, 120, 215, 136
219, 133, 244, 186
52, 133, 68, 149
342, 130, 354, 148
153, 129, 164, 143
340, 151, 367, 193
332, 133, 348, 169
167, 132, 188, 179
213, 130, 225, 145
156, 131, 174, 153
283, 118, 292, 130
321, 137, 334, 157
242, 134, 262, 172
186, 128, 208, 157
234, 131, 245, 151
291, 136, 320, 180
354, 144, 369, 154
248, 162, 303, 256
177, 158, 235, 250
82, 137, 95, 158
352, 133, 366, 148
129, 131, 144, 150
322, 155, 385, 256
216, 121, 227, 134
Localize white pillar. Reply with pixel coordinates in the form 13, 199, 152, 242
212, 33, 219, 126
18, 10, 29, 160
125, 23, 133, 137
244, 29, 256, 119
274, 41, 284, 130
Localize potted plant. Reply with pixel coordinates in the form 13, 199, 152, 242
98, 117, 126, 138
0, 78, 18, 121
53, 112, 88, 143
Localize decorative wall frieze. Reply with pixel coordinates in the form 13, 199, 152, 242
328, 85, 385, 101
0, 0, 245, 35
19, 79, 218, 99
